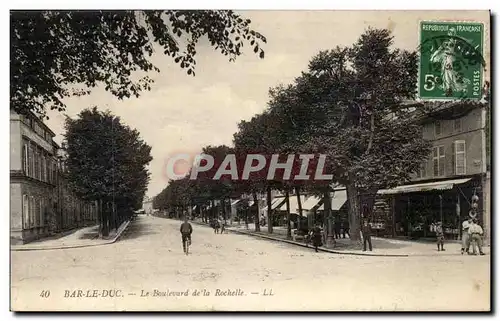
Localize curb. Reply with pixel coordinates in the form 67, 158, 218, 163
227, 228, 408, 257
191, 220, 407, 257
10, 220, 132, 252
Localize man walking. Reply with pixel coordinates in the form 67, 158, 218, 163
461, 217, 472, 255
469, 219, 485, 255
361, 220, 373, 251
436, 221, 445, 251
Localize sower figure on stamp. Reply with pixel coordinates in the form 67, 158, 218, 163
361, 219, 373, 252
435, 221, 445, 251
461, 217, 473, 255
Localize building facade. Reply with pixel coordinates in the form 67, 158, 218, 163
10, 110, 98, 244
374, 101, 490, 243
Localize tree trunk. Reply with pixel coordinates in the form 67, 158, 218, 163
285, 189, 291, 239
346, 179, 361, 243
245, 207, 249, 229
267, 186, 273, 233
252, 191, 260, 232
221, 198, 227, 224
324, 189, 335, 248
296, 186, 303, 231
102, 201, 110, 237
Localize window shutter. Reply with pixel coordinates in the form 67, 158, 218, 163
452, 142, 456, 175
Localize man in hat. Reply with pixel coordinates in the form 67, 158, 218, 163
435, 221, 445, 251
461, 217, 473, 255
468, 219, 485, 255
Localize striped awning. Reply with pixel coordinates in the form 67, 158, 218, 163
317, 190, 347, 211
377, 178, 472, 195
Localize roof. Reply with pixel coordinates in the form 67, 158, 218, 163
378, 178, 472, 195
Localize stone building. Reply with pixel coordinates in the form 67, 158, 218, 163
375, 100, 491, 243
10, 110, 98, 244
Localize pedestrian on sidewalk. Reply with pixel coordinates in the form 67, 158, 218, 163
342, 220, 350, 239
469, 219, 485, 256
312, 224, 323, 252
461, 217, 472, 255
361, 220, 373, 251
220, 218, 226, 234
334, 219, 341, 239
435, 221, 445, 251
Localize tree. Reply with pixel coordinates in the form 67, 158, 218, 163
64, 107, 152, 236
268, 29, 432, 244
11, 10, 267, 117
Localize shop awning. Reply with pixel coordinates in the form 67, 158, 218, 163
377, 178, 472, 195
302, 196, 322, 211
271, 197, 286, 210
318, 190, 347, 211
231, 200, 241, 206
278, 195, 307, 214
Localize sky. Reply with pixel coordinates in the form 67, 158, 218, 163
43, 10, 490, 199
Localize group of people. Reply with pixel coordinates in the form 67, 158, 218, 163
210, 217, 226, 234
460, 217, 485, 255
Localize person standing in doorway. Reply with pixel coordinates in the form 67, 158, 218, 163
435, 221, 445, 251
468, 219, 485, 255
343, 219, 350, 238
334, 219, 341, 239
361, 220, 373, 251
461, 217, 472, 255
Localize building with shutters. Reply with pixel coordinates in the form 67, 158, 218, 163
374, 100, 490, 244
10, 110, 98, 244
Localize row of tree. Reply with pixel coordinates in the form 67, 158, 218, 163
11, 10, 267, 238
64, 107, 153, 236
153, 28, 433, 244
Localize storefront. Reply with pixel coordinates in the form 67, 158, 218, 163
377, 176, 483, 240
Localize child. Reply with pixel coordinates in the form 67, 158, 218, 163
435, 221, 445, 251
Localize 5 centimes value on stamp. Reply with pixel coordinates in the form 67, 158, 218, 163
419, 21, 485, 100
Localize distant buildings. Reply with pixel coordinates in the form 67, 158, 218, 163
142, 196, 154, 214
10, 110, 98, 244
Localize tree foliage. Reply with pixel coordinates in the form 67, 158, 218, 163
267, 28, 432, 241
64, 106, 152, 233
11, 10, 267, 117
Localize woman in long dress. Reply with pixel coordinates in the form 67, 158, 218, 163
430, 38, 468, 95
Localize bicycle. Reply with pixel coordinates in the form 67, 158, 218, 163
183, 236, 191, 255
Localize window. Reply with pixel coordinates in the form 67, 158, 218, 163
34, 148, 40, 180
433, 146, 445, 177
42, 155, 46, 182
454, 119, 462, 132
39, 199, 44, 227
435, 121, 442, 136
22, 142, 29, 176
28, 145, 34, 178
30, 196, 35, 228
22, 195, 29, 229
420, 162, 427, 178
454, 140, 466, 175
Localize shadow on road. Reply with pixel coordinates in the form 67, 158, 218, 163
120, 217, 159, 241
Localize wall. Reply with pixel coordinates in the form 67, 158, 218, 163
413, 107, 485, 181
10, 114, 22, 171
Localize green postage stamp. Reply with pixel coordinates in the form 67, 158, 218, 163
419, 21, 484, 100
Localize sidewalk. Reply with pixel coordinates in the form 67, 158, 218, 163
10, 220, 131, 251
193, 219, 489, 257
